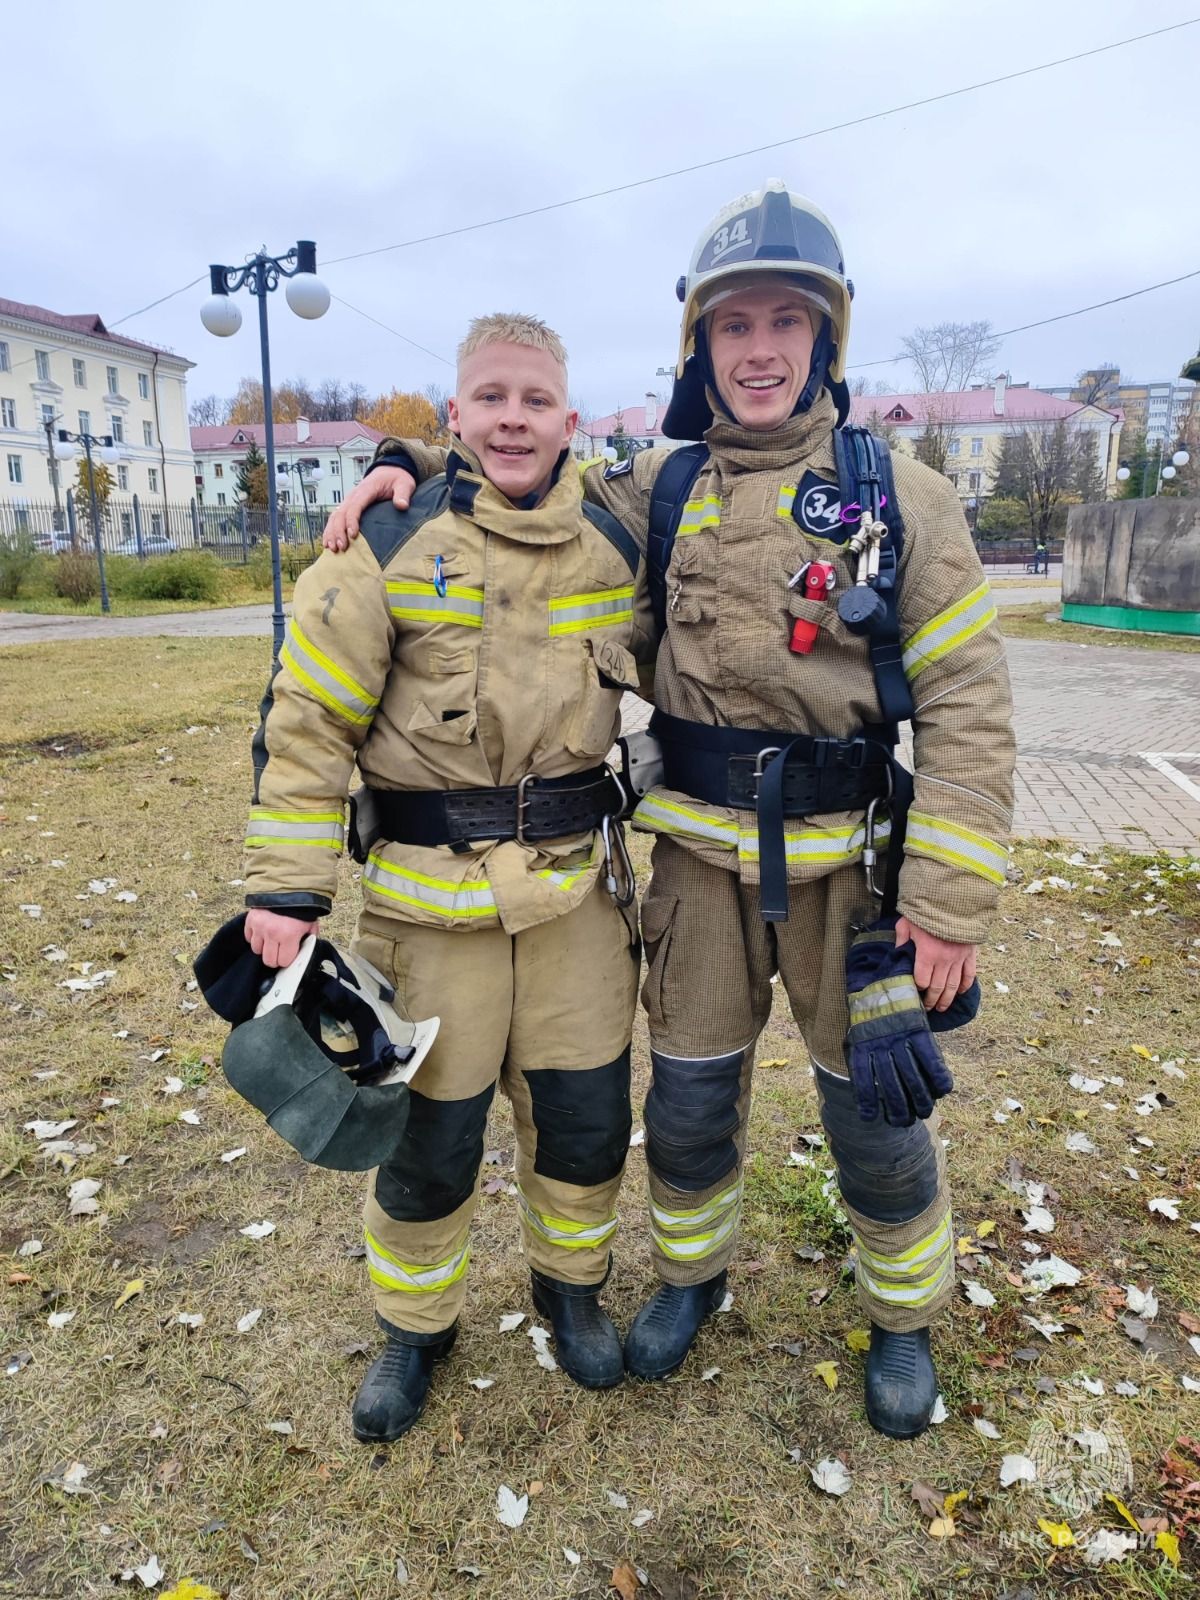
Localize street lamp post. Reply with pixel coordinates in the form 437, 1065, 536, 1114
277, 459, 324, 551
1115, 444, 1190, 496
199, 241, 330, 654
53, 428, 119, 612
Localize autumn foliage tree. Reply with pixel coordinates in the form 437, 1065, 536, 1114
360, 389, 444, 444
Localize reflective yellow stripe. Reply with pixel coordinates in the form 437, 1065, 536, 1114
519, 1192, 618, 1250
651, 1208, 739, 1262
856, 1218, 953, 1273
245, 807, 345, 851
905, 811, 1008, 885
737, 818, 890, 864
281, 619, 378, 726
902, 582, 996, 680
858, 1259, 951, 1306
548, 585, 635, 637
649, 1182, 741, 1230
387, 579, 484, 629
364, 1229, 471, 1294
677, 494, 720, 536
776, 484, 797, 518
364, 853, 497, 919
848, 975, 920, 1024
632, 794, 738, 846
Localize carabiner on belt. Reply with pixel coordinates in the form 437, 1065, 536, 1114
600, 811, 635, 907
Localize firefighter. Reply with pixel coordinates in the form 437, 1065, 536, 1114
245, 314, 654, 1444
322, 185, 1016, 1439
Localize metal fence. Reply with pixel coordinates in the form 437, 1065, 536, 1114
973, 537, 1062, 570
0, 493, 330, 564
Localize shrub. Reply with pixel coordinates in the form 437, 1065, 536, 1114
0, 534, 38, 599
120, 552, 223, 602
976, 496, 1029, 538
54, 550, 100, 604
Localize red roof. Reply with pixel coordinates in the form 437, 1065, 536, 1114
579, 405, 667, 441
190, 421, 386, 451
0, 297, 190, 362
850, 386, 1116, 426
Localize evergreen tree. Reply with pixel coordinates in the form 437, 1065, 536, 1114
235, 440, 268, 507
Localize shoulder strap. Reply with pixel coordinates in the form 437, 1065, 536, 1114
581, 501, 639, 577
832, 427, 913, 732
647, 442, 709, 638
358, 475, 452, 569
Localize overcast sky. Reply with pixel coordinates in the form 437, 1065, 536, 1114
7, 0, 1199, 417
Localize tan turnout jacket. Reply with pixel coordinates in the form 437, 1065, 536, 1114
244, 444, 653, 935
372, 394, 1015, 946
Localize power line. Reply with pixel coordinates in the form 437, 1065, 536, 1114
110, 276, 206, 328
330, 294, 453, 367
322, 18, 1198, 268
848, 268, 1200, 370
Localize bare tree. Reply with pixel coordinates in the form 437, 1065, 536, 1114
188, 394, 228, 426
911, 395, 961, 476
862, 406, 901, 451
899, 321, 1001, 394
1073, 365, 1120, 409
423, 383, 452, 430
992, 419, 1099, 538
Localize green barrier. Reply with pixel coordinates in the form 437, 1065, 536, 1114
1062, 603, 1200, 637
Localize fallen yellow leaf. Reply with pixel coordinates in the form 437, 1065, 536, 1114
1104, 1492, 1140, 1531
114, 1278, 144, 1310
943, 1490, 968, 1516
758, 1057, 789, 1069
1131, 1045, 1152, 1059
1155, 1530, 1180, 1567
161, 1585, 222, 1600
994, 1070, 1008, 1078
928, 1516, 956, 1539
845, 1329, 871, 1353
1038, 1519, 1075, 1549
1022, 1037, 1045, 1048
975, 1220, 997, 1238
813, 1360, 839, 1390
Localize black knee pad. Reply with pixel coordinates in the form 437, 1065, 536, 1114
644, 1047, 744, 1192
818, 1068, 940, 1222
525, 1051, 632, 1187
374, 1083, 495, 1222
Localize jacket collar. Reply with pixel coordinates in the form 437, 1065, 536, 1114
703, 388, 838, 477
444, 443, 584, 545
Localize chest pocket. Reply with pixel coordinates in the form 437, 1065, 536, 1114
390, 553, 482, 748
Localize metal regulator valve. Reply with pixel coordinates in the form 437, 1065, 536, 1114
836, 508, 889, 636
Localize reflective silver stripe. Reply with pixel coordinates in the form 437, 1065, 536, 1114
245, 809, 345, 850
906, 812, 1007, 884
548, 587, 634, 637
364, 1230, 470, 1294
858, 1219, 954, 1275
857, 1259, 952, 1305
737, 819, 891, 863
519, 1193, 618, 1249
632, 794, 737, 846
280, 619, 378, 726
387, 581, 484, 628
848, 977, 919, 1023
902, 583, 996, 679
649, 1181, 741, 1232
650, 1206, 740, 1261
364, 854, 497, 919
677, 495, 720, 536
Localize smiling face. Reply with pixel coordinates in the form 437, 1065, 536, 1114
448, 341, 577, 503
706, 284, 818, 430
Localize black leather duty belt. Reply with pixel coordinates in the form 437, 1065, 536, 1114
366, 766, 623, 850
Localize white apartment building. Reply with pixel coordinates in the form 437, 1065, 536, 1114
0, 297, 194, 513
190, 418, 386, 508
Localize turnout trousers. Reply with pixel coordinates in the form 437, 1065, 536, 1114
354, 884, 640, 1336
638, 838, 954, 1334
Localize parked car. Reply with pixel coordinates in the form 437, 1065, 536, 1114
115, 533, 177, 557
32, 529, 75, 554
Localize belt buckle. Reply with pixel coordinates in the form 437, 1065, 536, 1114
515, 772, 539, 845
751, 745, 781, 802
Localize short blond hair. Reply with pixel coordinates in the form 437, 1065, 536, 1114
456, 312, 568, 377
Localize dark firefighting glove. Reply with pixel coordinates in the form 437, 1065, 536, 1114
844, 915, 962, 1127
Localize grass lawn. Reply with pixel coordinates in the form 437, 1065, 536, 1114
2, 636, 1198, 1598
0, 592, 279, 618
999, 605, 1200, 654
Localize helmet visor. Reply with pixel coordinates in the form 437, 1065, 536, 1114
696, 269, 833, 327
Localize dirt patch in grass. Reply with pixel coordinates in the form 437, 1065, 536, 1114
1000, 604, 1200, 654
1, 638, 1198, 1598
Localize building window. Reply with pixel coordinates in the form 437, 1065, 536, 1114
214, 462, 224, 479
329, 457, 340, 476
78, 410, 91, 435
969, 471, 981, 492
7, 453, 23, 484
42, 404, 55, 425
217, 492, 227, 506
117, 464, 129, 491
353, 455, 368, 482
0, 340, 9, 372
120, 512, 132, 538
110, 415, 124, 444
143, 422, 154, 447
948, 438, 960, 456
148, 467, 159, 493
1, 399, 15, 428
948, 472, 959, 488
72, 358, 87, 388
106, 366, 119, 395
150, 512, 163, 536
971, 437, 983, 456
35, 350, 50, 381
138, 373, 150, 400
332, 489, 342, 504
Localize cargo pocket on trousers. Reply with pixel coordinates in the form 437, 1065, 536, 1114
564, 640, 633, 759
639, 888, 678, 1034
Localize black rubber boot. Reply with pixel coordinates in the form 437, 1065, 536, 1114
864, 1323, 938, 1439
623, 1271, 728, 1380
351, 1321, 457, 1444
530, 1271, 625, 1390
